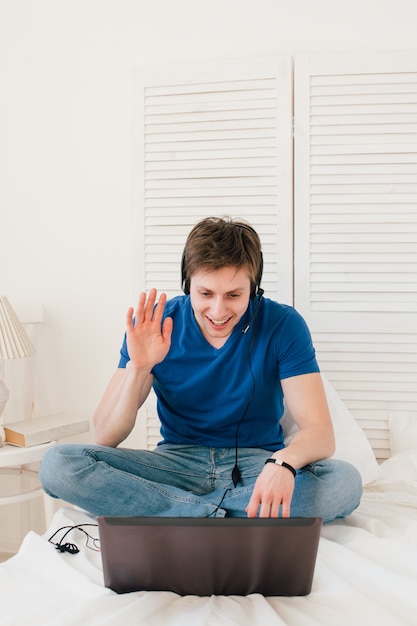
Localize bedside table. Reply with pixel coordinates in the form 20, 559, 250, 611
0, 440, 57, 528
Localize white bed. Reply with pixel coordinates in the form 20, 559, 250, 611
1, 379, 417, 626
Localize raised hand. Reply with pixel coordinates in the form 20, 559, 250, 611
125, 289, 173, 371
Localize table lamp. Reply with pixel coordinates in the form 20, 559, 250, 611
0, 296, 36, 444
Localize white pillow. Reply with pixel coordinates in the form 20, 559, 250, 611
379, 449, 417, 486
389, 412, 417, 455
281, 374, 382, 485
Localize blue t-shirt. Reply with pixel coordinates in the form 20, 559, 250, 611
118, 296, 319, 452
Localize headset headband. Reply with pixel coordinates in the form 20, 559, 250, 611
181, 222, 263, 298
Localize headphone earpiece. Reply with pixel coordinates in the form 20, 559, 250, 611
181, 251, 190, 295
253, 252, 263, 299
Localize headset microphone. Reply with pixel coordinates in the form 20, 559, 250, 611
242, 288, 264, 334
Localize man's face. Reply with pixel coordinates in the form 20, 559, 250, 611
189, 266, 251, 348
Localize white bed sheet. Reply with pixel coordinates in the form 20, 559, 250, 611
1, 451, 417, 626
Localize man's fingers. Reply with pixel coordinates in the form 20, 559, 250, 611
162, 316, 173, 343
246, 494, 261, 518
132, 290, 167, 326
143, 288, 158, 320
152, 291, 167, 323
246, 479, 292, 518
280, 499, 291, 518
126, 306, 135, 331
133, 292, 147, 324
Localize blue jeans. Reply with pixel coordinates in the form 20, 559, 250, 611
39, 444, 362, 523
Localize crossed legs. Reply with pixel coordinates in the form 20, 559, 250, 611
40, 443, 362, 523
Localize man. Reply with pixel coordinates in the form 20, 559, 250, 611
40, 216, 362, 521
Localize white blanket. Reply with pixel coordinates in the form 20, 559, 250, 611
1, 451, 417, 626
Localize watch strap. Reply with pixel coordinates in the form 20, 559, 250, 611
265, 457, 297, 478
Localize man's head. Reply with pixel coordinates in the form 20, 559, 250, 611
181, 217, 263, 299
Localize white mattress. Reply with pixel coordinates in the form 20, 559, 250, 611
1, 449, 417, 626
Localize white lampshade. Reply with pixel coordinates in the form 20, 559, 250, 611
0, 296, 36, 359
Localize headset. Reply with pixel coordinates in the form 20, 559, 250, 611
181, 222, 264, 300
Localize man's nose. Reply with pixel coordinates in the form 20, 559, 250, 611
210, 296, 226, 318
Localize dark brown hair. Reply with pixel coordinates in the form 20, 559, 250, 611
182, 216, 263, 298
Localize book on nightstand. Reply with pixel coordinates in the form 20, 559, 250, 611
3, 414, 90, 447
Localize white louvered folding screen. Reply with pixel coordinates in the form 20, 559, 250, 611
294, 53, 417, 459
132, 53, 417, 458
132, 57, 293, 449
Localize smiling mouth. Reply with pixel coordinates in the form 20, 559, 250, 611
207, 316, 232, 328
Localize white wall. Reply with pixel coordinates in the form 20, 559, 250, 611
1, 0, 416, 430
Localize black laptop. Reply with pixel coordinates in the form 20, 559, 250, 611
98, 516, 322, 596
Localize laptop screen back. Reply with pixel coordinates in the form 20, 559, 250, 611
98, 516, 322, 596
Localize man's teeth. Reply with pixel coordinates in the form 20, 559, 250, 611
210, 318, 229, 326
